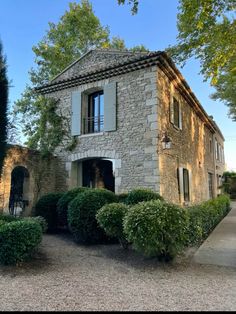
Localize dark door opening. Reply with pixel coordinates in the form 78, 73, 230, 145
82, 159, 115, 192
9, 166, 29, 215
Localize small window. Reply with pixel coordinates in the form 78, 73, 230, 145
209, 139, 212, 153
208, 172, 214, 199
183, 168, 190, 202
173, 97, 180, 128
83, 91, 104, 134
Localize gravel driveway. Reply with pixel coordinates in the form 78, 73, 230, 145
0, 233, 235, 311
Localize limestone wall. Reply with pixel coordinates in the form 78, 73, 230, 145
49, 65, 160, 194
0, 145, 65, 215
157, 68, 225, 205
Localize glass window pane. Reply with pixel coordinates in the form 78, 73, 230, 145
94, 94, 99, 117
100, 94, 104, 117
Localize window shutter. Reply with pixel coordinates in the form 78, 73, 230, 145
104, 82, 117, 132
170, 97, 174, 124
178, 167, 184, 203
71, 91, 81, 136
179, 102, 182, 130
188, 169, 192, 202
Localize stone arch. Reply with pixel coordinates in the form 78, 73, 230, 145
70, 150, 121, 193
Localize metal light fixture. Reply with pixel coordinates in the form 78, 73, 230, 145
161, 132, 172, 150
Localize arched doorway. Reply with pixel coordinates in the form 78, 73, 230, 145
82, 159, 115, 192
9, 166, 30, 216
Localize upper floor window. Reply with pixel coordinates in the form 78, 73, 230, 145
71, 82, 117, 137
209, 139, 212, 153
84, 91, 104, 134
170, 94, 182, 130
173, 97, 180, 128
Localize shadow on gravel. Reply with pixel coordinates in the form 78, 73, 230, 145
0, 249, 52, 277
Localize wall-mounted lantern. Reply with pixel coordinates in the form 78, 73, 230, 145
161, 132, 172, 150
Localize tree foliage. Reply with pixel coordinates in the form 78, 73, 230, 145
117, 0, 236, 120
0, 41, 8, 175
118, 0, 139, 14
15, 0, 148, 154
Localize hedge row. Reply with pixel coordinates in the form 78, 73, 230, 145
32, 188, 231, 262
97, 194, 231, 260
188, 194, 231, 244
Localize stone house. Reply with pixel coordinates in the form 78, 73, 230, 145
35, 49, 225, 206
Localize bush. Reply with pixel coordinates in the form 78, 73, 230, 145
96, 203, 129, 248
188, 194, 231, 245
57, 187, 89, 228
68, 188, 118, 244
25, 216, 48, 233
126, 188, 164, 205
0, 220, 42, 265
34, 192, 64, 232
123, 200, 189, 260
0, 213, 19, 223
117, 193, 129, 204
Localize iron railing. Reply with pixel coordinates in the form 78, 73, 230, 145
83, 115, 104, 134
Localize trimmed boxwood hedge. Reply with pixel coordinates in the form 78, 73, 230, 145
96, 203, 129, 248
123, 200, 189, 260
34, 192, 64, 232
57, 187, 89, 228
68, 188, 118, 244
188, 194, 231, 245
0, 213, 19, 223
0, 220, 42, 265
24, 216, 48, 233
117, 193, 129, 204
125, 188, 164, 205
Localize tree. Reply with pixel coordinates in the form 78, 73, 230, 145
15, 1, 122, 154
118, 0, 139, 14
0, 41, 8, 175
117, 0, 236, 120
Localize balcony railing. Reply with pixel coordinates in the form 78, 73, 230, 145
83, 115, 104, 134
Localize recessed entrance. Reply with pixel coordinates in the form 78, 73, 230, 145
82, 159, 115, 192
9, 166, 30, 215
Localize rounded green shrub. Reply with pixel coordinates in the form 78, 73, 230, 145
96, 203, 129, 248
123, 200, 189, 260
0, 213, 19, 223
126, 188, 164, 205
68, 188, 118, 244
117, 193, 129, 204
57, 187, 89, 228
25, 216, 48, 233
0, 220, 42, 265
34, 192, 64, 232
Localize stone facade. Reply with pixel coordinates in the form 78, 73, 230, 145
36, 49, 225, 205
0, 145, 66, 215
49, 65, 160, 194
157, 69, 225, 204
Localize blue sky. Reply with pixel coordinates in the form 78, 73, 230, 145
0, 0, 235, 170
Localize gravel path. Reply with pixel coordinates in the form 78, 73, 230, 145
0, 233, 235, 311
